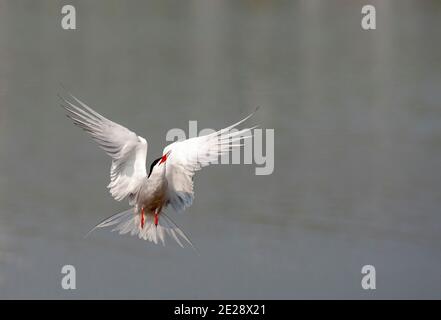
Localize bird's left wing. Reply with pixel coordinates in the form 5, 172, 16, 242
60, 93, 148, 202
163, 111, 257, 213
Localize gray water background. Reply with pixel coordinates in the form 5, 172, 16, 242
0, 0, 441, 298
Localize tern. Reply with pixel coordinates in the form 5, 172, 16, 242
60, 92, 256, 248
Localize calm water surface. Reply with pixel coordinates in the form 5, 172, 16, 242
0, 0, 441, 298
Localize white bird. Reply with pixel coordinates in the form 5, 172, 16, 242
60, 92, 256, 249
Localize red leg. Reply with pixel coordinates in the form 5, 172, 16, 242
140, 207, 145, 229
154, 212, 159, 227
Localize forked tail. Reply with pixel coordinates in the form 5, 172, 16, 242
85, 209, 197, 251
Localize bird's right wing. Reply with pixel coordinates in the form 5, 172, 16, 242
60, 93, 148, 202
163, 111, 257, 213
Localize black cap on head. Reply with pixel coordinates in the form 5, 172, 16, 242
148, 157, 162, 178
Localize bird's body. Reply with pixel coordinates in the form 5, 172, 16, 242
135, 163, 168, 224
60, 91, 256, 248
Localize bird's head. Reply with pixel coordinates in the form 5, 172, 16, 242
147, 150, 171, 178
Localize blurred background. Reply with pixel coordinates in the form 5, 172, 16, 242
1, 0, 441, 298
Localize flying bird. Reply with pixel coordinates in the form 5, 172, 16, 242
60, 92, 256, 249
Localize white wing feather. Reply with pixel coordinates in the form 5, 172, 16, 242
163, 111, 257, 213
60, 93, 148, 202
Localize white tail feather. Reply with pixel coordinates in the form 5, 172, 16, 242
85, 209, 197, 251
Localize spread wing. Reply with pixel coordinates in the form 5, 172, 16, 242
60, 92, 148, 202
163, 111, 257, 213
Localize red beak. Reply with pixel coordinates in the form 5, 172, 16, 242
158, 151, 171, 165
